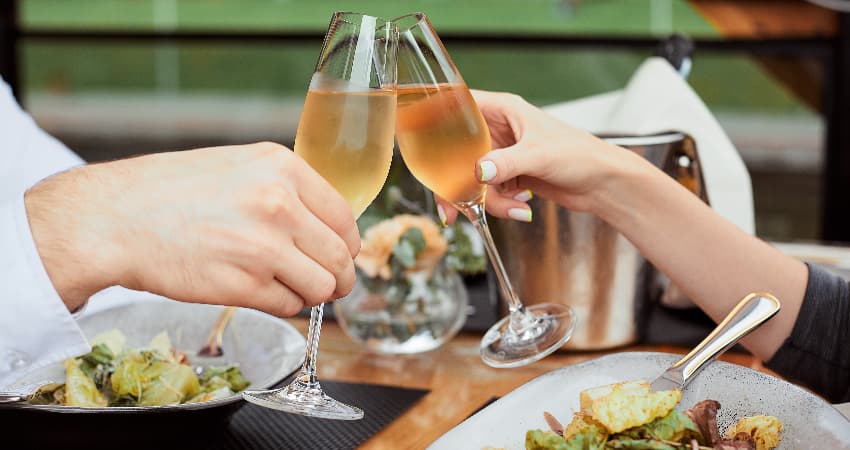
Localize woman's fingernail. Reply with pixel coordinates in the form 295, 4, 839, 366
508, 208, 532, 223
437, 204, 448, 227
479, 160, 497, 182
513, 190, 533, 202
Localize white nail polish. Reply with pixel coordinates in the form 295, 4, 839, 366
513, 190, 533, 202
479, 160, 497, 182
508, 208, 532, 223
437, 204, 448, 226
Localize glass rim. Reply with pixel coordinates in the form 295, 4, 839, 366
392, 12, 429, 33
331, 11, 393, 25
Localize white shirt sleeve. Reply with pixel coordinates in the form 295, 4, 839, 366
0, 77, 90, 389
0, 81, 84, 201
0, 194, 90, 389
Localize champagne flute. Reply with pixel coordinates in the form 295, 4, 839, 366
393, 13, 576, 368
243, 12, 396, 419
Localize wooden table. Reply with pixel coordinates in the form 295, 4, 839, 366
285, 318, 774, 450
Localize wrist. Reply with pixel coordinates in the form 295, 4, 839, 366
588, 144, 663, 228
25, 165, 127, 311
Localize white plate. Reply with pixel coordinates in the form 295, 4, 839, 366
430, 352, 850, 449
5, 299, 305, 413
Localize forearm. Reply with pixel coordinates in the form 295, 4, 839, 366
25, 164, 125, 312
593, 152, 807, 361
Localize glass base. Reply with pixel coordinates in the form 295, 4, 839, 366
480, 303, 577, 368
242, 375, 364, 420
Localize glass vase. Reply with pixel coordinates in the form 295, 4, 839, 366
334, 263, 468, 354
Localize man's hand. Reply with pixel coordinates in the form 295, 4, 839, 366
25, 142, 360, 317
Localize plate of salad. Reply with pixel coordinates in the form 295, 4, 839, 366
429, 352, 850, 450
3, 299, 305, 413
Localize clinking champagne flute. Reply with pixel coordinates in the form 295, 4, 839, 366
393, 12, 576, 368
243, 12, 396, 419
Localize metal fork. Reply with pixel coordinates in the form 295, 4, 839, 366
197, 306, 237, 358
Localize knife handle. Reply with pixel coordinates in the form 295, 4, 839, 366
667, 292, 781, 388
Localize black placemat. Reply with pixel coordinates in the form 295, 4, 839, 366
214, 380, 428, 450
3, 380, 428, 450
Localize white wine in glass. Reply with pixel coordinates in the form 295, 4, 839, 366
395, 12, 576, 368
242, 12, 396, 420
297, 86, 396, 217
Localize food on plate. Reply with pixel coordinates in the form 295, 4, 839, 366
63, 359, 108, 407
723, 416, 782, 450
525, 380, 782, 450
30, 329, 249, 407
579, 380, 682, 433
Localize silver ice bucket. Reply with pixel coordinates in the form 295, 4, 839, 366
491, 132, 707, 350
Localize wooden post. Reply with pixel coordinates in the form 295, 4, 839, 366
822, 13, 850, 242
0, 0, 18, 98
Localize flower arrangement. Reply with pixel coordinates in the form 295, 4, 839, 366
333, 213, 485, 353
356, 214, 448, 281
354, 213, 487, 309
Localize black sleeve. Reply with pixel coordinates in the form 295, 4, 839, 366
765, 263, 850, 403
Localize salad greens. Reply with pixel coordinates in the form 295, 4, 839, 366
526, 380, 782, 450
32, 330, 249, 407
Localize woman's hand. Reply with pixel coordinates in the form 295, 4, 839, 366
26, 142, 360, 317
437, 91, 808, 365
436, 90, 643, 225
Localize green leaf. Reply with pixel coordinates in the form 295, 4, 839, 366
392, 227, 426, 268
526, 430, 570, 450
392, 240, 417, 268
80, 344, 115, 367
401, 227, 426, 254
444, 222, 487, 275
199, 366, 250, 392
526, 426, 609, 450
613, 410, 702, 444
78, 344, 116, 390
565, 433, 608, 450
605, 439, 680, 450
561, 414, 609, 450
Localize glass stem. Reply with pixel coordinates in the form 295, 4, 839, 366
463, 203, 528, 327
298, 304, 324, 386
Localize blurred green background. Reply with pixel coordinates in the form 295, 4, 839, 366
17, 0, 823, 240
21, 0, 805, 113
22, 0, 716, 34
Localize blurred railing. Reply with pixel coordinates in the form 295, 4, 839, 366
1, 1, 848, 243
